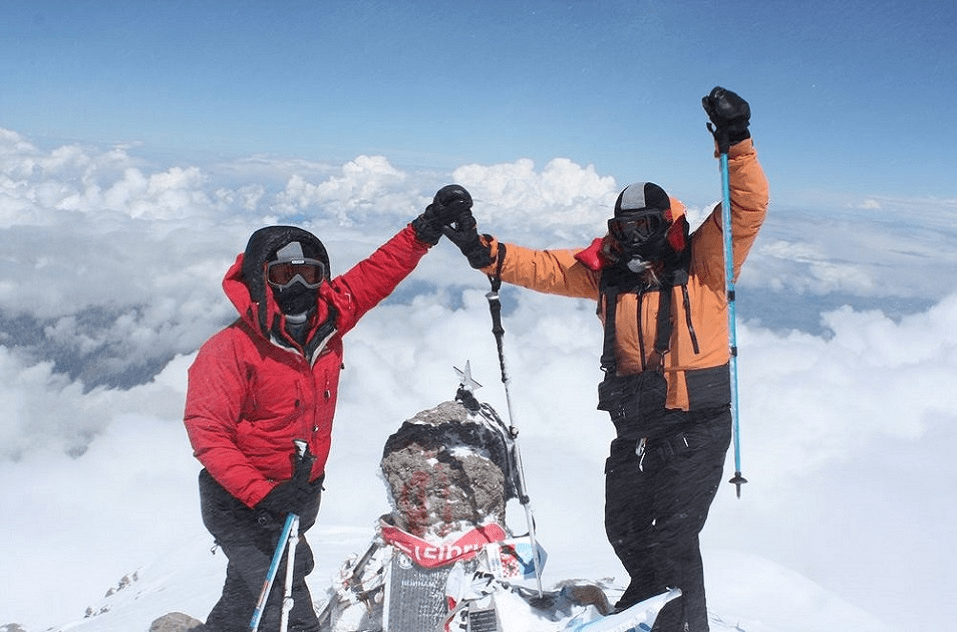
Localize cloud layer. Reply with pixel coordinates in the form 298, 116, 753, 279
2, 128, 956, 630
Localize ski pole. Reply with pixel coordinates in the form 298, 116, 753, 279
279, 514, 300, 632
250, 512, 299, 632
485, 264, 545, 597
251, 440, 311, 632
711, 124, 747, 498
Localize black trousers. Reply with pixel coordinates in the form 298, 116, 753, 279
604, 410, 731, 632
199, 469, 324, 632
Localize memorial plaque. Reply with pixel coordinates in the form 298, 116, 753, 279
383, 550, 452, 632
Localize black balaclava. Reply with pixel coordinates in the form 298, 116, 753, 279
609, 181, 673, 273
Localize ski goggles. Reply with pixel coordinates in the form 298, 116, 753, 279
266, 258, 327, 289
607, 209, 666, 243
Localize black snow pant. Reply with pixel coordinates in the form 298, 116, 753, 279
199, 469, 324, 632
604, 408, 731, 632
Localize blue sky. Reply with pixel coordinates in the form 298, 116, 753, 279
2, 0, 955, 209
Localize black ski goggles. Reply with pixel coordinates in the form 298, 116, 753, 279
607, 209, 666, 243
266, 258, 327, 289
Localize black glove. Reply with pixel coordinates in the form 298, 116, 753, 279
256, 479, 313, 518
255, 440, 316, 518
412, 184, 474, 245
444, 215, 495, 269
290, 440, 316, 486
702, 86, 751, 153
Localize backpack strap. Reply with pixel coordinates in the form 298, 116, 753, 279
646, 282, 673, 372
598, 274, 621, 376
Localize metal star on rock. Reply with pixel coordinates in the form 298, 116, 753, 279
453, 361, 482, 393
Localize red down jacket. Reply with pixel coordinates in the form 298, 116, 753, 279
184, 224, 430, 508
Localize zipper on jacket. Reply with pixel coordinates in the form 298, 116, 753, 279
312, 369, 332, 435
636, 292, 647, 371
294, 380, 304, 412
309, 328, 338, 368
681, 285, 701, 354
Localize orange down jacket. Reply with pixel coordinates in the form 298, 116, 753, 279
184, 225, 430, 508
479, 139, 769, 411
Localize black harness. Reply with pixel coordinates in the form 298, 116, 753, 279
598, 253, 696, 378
595, 251, 709, 443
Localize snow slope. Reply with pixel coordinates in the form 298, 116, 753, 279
51, 527, 893, 632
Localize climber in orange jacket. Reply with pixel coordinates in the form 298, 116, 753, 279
443, 87, 769, 632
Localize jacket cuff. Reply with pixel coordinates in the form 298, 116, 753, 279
715, 136, 755, 158
478, 236, 501, 274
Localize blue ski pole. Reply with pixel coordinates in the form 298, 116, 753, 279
250, 439, 311, 632
712, 127, 748, 498
250, 512, 299, 632
278, 514, 301, 632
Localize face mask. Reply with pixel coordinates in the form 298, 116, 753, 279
608, 211, 664, 245
273, 281, 318, 316
608, 210, 670, 265
607, 232, 670, 271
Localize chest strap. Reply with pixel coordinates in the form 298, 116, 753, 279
599, 267, 688, 375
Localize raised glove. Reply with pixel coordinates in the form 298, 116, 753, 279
412, 184, 474, 245
702, 86, 751, 152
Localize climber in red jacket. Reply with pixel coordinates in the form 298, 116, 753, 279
183, 185, 472, 632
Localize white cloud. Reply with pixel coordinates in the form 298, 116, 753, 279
273, 154, 417, 223
452, 157, 619, 244
0, 345, 190, 460
752, 238, 877, 295
739, 297, 957, 483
